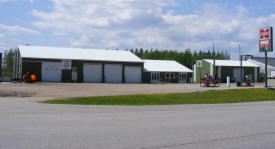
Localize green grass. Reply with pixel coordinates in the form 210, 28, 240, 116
41, 89, 275, 106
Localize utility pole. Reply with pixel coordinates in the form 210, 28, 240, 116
265, 51, 268, 88
213, 42, 216, 86
239, 45, 243, 86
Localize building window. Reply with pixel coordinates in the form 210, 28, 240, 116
151, 73, 160, 81
179, 73, 187, 81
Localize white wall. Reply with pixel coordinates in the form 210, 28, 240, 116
193, 64, 196, 82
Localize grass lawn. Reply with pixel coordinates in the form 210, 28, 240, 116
41, 89, 275, 105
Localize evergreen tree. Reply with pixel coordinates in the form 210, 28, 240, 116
127, 48, 230, 69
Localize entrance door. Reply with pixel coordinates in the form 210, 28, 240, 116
233, 68, 244, 82
179, 73, 187, 83
72, 70, 77, 82
233, 68, 240, 82
165, 73, 171, 83
151, 72, 160, 83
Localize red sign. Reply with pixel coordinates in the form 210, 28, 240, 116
260, 40, 271, 48
260, 28, 271, 40
259, 27, 273, 52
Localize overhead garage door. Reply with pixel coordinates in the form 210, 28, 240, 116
125, 66, 141, 83
83, 63, 102, 83
104, 64, 122, 83
42, 62, 62, 82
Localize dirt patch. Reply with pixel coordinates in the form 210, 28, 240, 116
0, 82, 265, 100
0, 90, 35, 97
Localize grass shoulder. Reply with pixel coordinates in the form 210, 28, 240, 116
41, 89, 275, 105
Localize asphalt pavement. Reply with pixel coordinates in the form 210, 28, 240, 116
1, 97, 275, 149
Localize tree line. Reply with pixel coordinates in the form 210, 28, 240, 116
127, 48, 230, 69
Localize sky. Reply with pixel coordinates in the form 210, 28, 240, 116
0, 0, 274, 59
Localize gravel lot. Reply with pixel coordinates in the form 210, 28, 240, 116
0, 82, 264, 100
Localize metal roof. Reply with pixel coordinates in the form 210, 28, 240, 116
19, 45, 143, 63
248, 57, 275, 67
204, 59, 259, 67
143, 59, 193, 73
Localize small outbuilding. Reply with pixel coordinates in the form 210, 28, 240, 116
247, 57, 275, 81
143, 59, 193, 83
193, 59, 260, 83
14, 45, 144, 83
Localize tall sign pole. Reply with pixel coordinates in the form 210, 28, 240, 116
259, 27, 273, 88
213, 42, 215, 82
265, 51, 268, 88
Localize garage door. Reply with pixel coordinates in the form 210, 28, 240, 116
104, 64, 122, 83
125, 66, 141, 83
83, 63, 102, 83
42, 62, 62, 82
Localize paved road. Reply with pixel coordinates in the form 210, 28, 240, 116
1, 98, 275, 149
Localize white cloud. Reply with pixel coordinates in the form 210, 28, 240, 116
0, 34, 5, 38
0, 24, 39, 34
31, 0, 275, 58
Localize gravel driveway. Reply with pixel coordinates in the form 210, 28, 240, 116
0, 82, 264, 100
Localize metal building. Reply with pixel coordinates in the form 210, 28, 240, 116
247, 57, 275, 80
193, 59, 260, 83
143, 60, 193, 83
14, 45, 143, 83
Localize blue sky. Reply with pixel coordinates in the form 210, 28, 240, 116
0, 0, 274, 59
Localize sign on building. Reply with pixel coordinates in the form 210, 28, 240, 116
197, 60, 202, 68
62, 59, 72, 70
259, 27, 273, 52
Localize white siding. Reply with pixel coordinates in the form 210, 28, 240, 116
271, 71, 275, 77
193, 64, 196, 82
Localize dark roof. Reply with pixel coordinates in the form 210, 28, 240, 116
250, 57, 275, 67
